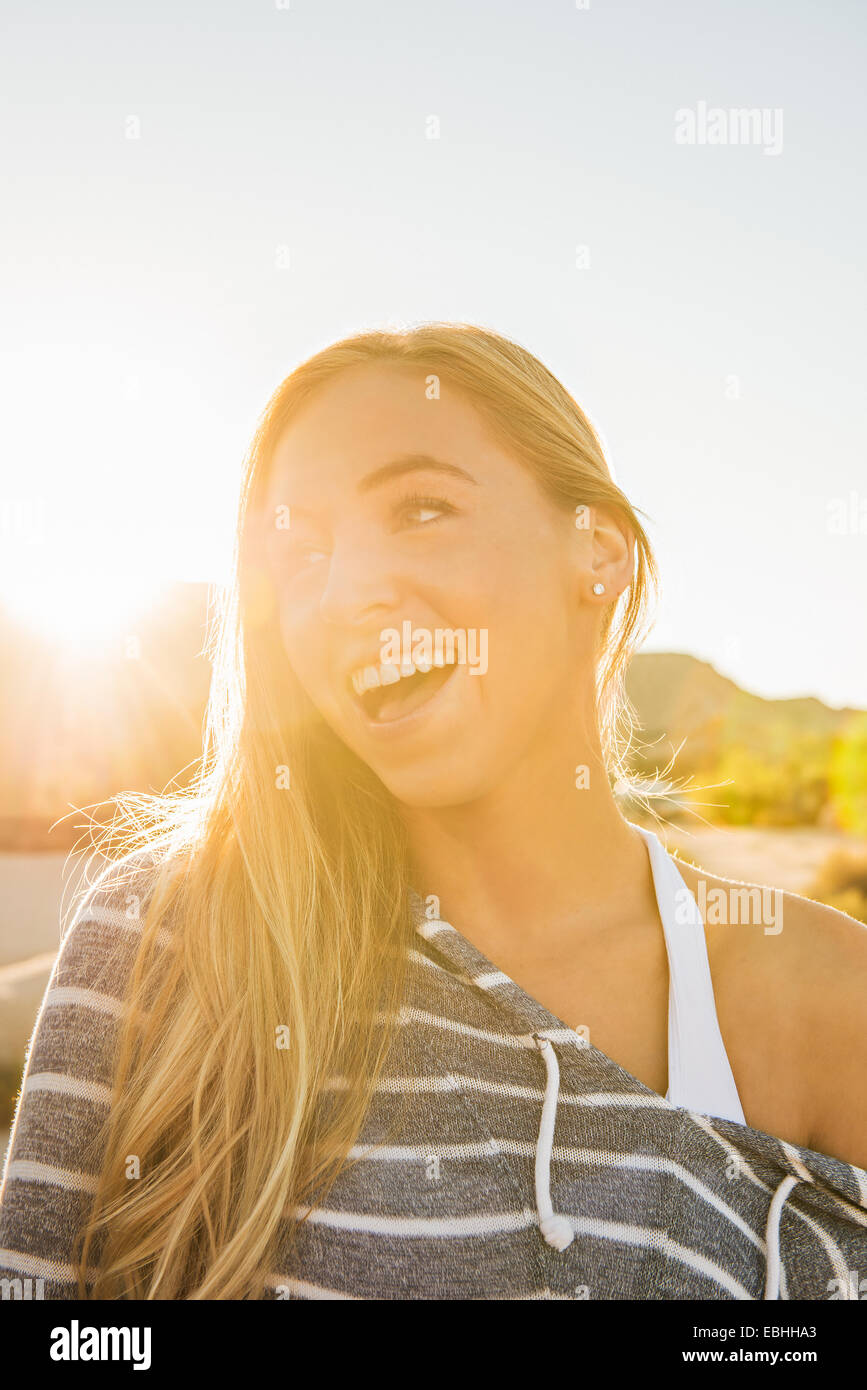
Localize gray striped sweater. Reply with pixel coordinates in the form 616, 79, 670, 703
2, 855, 866, 1300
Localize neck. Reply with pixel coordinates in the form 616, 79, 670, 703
402, 724, 655, 959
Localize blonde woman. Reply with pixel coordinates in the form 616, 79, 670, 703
1, 323, 865, 1301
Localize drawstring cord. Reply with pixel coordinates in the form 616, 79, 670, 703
764, 1174, 799, 1300
532, 1033, 575, 1252
531, 1031, 801, 1289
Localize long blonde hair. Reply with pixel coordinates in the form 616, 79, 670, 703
74, 322, 658, 1298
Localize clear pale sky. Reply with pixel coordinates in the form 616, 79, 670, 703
2, 0, 865, 705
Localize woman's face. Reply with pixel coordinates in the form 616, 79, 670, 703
261, 363, 613, 808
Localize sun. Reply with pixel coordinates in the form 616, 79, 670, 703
1, 562, 170, 652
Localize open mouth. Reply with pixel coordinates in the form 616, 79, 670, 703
350, 660, 459, 724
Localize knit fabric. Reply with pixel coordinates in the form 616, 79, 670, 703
1, 856, 866, 1300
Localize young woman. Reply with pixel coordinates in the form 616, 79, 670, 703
1, 323, 866, 1300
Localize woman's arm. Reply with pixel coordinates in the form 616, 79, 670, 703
792, 892, 867, 1170
0, 854, 159, 1298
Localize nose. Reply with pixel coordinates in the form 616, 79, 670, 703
317, 529, 403, 629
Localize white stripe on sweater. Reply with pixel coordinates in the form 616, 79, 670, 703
0, 1247, 97, 1282
291, 1204, 539, 1238
324, 1073, 671, 1108
287, 1203, 751, 1299
344, 1140, 764, 1250
407, 949, 511, 991
4, 1160, 99, 1193
416, 920, 458, 940
471, 971, 514, 990
70, 903, 174, 950
382, 1005, 592, 1052
23, 1071, 112, 1106
43, 986, 126, 1018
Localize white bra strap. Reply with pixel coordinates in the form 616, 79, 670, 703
630, 823, 746, 1126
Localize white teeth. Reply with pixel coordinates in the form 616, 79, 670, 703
350, 666, 379, 696
349, 655, 456, 697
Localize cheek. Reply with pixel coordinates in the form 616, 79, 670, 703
275, 597, 334, 711
481, 548, 569, 659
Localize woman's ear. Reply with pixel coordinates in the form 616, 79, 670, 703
576, 505, 635, 602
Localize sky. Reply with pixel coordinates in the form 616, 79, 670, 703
1, 0, 865, 705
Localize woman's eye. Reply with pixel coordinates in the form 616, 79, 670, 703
276, 537, 329, 572
395, 494, 455, 528
297, 544, 329, 566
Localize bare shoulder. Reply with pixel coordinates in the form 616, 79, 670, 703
770, 886, 867, 1169
671, 855, 867, 1169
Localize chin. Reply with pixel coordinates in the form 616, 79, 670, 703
375, 755, 494, 812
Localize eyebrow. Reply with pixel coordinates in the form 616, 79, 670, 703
281, 453, 478, 520
356, 453, 479, 494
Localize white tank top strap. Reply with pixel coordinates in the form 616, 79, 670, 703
629, 822, 747, 1126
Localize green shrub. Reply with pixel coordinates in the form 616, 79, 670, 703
806, 848, 867, 924
829, 713, 867, 836
687, 735, 831, 827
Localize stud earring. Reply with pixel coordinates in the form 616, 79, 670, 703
592, 582, 605, 595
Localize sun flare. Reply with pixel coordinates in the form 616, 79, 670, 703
0, 564, 169, 652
